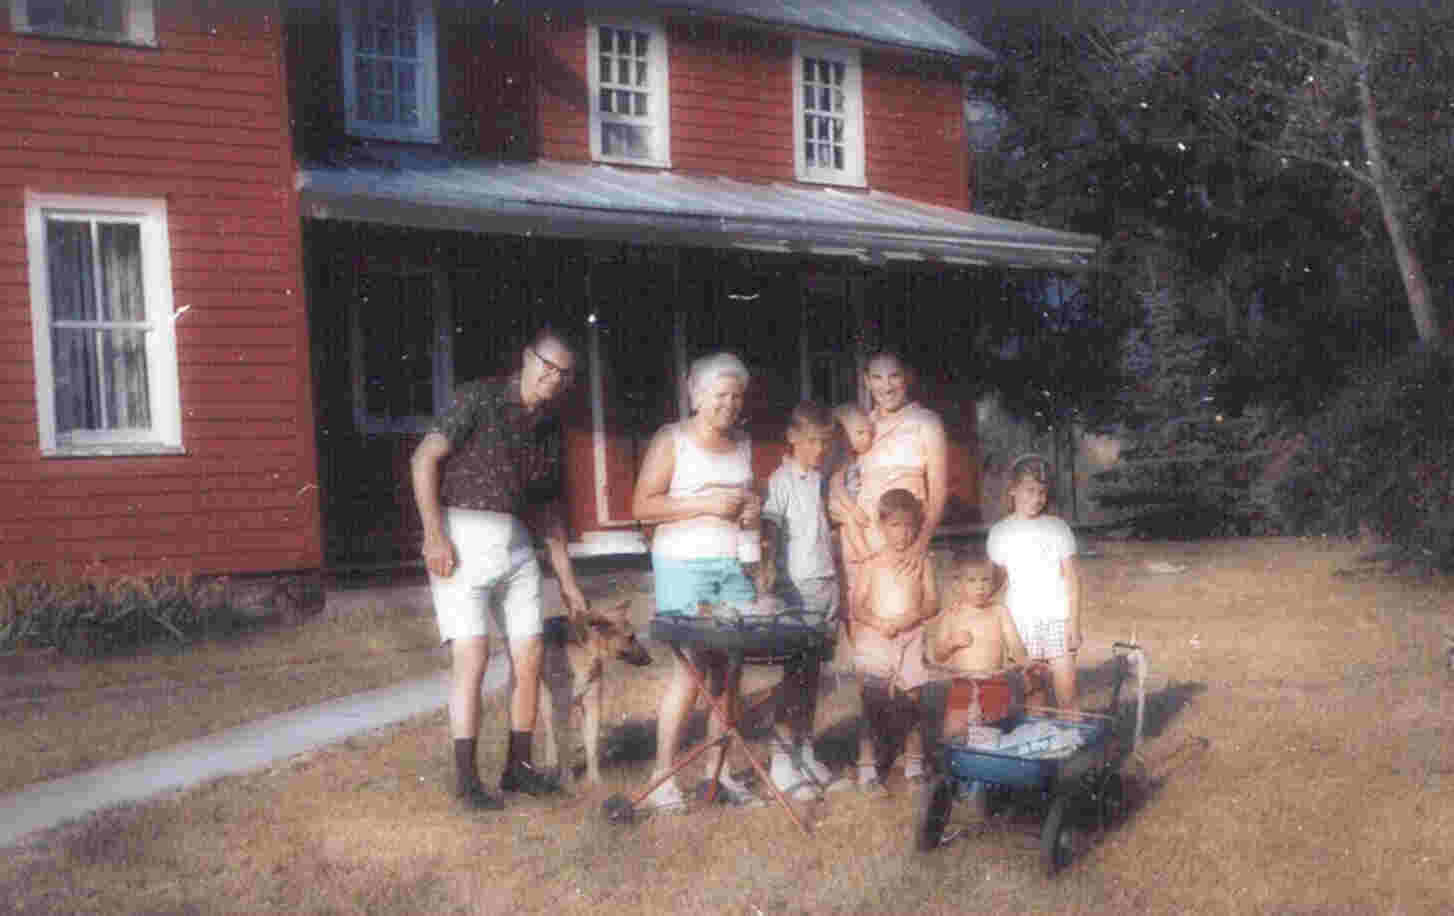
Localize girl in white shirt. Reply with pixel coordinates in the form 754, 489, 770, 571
986, 455, 1083, 711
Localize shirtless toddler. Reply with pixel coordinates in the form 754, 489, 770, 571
926, 554, 1027, 740
850, 488, 938, 786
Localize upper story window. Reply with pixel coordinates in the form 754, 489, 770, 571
24, 193, 182, 456
10, 0, 156, 45
340, 0, 439, 144
588, 19, 670, 167
793, 42, 865, 187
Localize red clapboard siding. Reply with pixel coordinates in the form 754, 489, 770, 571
667, 21, 794, 183
862, 50, 969, 210
1, 0, 322, 578
534, 13, 590, 162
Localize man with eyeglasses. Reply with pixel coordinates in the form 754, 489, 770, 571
411, 329, 588, 810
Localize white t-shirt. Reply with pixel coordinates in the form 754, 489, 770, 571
762, 458, 836, 583
986, 515, 1076, 626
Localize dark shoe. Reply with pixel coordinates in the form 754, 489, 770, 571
457, 783, 505, 811
500, 761, 562, 796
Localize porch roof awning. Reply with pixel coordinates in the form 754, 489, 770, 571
297, 159, 1100, 271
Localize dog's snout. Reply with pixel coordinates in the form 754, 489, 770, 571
619, 637, 652, 667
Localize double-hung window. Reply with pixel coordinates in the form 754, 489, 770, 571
25, 194, 182, 456
793, 42, 865, 187
9, 0, 156, 45
340, 0, 439, 144
588, 19, 670, 167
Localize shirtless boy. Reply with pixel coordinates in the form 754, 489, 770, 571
850, 488, 938, 786
926, 554, 1027, 740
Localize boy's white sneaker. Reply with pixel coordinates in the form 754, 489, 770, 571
771, 752, 819, 801
707, 771, 765, 807
800, 744, 835, 786
643, 777, 687, 814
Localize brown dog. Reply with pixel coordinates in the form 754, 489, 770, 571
538, 599, 652, 786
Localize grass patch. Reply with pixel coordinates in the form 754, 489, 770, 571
3, 541, 1452, 914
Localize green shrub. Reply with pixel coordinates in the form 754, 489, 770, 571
1275, 350, 1454, 569
0, 569, 241, 656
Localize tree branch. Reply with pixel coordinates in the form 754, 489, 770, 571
1241, 0, 1358, 62
1203, 107, 1375, 187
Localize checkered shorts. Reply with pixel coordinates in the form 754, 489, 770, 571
1017, 615, 1073, 661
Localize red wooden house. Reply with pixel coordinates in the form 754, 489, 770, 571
2, 1, 323, 576
3, 0, 1098, 578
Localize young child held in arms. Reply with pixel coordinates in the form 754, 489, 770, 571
925, 552, 1027, 741
850, 488, 938, 787
760, 402, 842, 799
986, 455, 1083, 710
828, 404, 875, 574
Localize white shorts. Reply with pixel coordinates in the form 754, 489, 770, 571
1014, 614, 1072, 661
428, 508, 543, 644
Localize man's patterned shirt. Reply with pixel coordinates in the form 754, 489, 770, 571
432, 375, 563, 517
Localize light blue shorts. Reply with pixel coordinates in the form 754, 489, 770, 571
652, 556, 757, 618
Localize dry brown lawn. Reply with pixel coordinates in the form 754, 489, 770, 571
3, 538, 1452, 915
0, 582, 445, 794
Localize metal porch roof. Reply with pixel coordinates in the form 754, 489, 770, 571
645, 1, 994, 60
297, 159, 1099, 271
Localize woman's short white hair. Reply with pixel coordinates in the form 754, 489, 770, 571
687, 352, 750, 412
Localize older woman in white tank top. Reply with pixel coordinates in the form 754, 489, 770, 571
631, 352, 762, 810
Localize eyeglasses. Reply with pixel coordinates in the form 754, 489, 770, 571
530, 346, 575, 382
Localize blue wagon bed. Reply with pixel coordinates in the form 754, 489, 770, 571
915, 642, 1147, 875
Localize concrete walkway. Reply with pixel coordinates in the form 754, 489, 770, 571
0, 653, 510, 849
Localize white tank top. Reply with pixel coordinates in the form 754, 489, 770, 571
651, 422, 753, 561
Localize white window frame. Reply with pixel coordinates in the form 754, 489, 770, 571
348, 265, 453, 435
340, 0, 440, 144
587, 17, 671, 168
24, 192, 183, 457
9, 0, 156, 46
792, 41, 865, 188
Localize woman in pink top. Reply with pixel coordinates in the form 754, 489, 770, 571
845, 352, 948, 579
833, 351, 948, 785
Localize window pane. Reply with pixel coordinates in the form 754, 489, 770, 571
804, 85, 815, 110
834, 89, 844, 112
600, 55, 612, 83
833, 61, 845, 85
101, 328, 151, 430
634, 32, 647, 56
616, 89, 631, 113
805, 140, 815, 165
636, 59, 647, 87
803, 59, 813, 83
98, 223, 144, 322
633, 92, 646, 116
818, 60, 830, 83
617, 57, 630, 84
819, 86, 831, 110
599, 88, 613, 113
52, 328, 101, 434
833, 146, 843, 170
832, 119, 843, 142
28, 0, 123, 33
599, 27, 613, 53
46, 219, 96, 322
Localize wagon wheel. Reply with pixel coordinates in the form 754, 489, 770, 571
1097, 770, 1126, 831
1040, 794, 1078, 876
914, 776, 955, 852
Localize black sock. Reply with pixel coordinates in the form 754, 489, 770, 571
507, 730, 532, 769
454, 737, 479, 795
